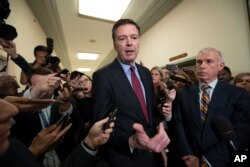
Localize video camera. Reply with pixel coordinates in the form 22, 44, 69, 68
44, 38, 60, 70
0, 0, 17, 40
165, 64, 178, 90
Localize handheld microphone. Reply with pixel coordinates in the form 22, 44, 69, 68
211, 115, 237, 151
202, 155, 212, 167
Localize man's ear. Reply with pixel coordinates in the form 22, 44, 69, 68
219, 62, 225, 71
113, 41, 117, 51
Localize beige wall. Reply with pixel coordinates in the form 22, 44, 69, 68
5, 0, 46, 87
4, 0, 250, 84
138, 0, 250, 75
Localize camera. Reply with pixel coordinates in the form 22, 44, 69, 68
0, 0, 17, 40
165, 64, 178, 90
44, 38, 60, 70
166, 64, 178, 71
45, 55, 60, 68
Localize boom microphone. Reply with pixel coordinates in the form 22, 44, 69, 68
211, 115, 237, 151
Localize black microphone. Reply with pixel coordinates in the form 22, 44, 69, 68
211, 115, 237, 151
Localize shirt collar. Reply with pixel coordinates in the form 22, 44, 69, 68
117, 58, 136, 73
199, 79, 218, 90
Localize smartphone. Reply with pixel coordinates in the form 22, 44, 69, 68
102, 107, 118, 131
57, 113, 71, 125
55, 69, 69, 77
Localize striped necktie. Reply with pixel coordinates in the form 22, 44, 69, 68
130, 66, 148, 122
200, 84, 210, 124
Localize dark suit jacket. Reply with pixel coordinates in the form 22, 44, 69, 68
0, 138, 100, 167
173, 81, 250, 167
92, 59, 163, 167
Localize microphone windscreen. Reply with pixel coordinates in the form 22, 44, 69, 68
170, 75, 189, 84
211, 115, 236, 141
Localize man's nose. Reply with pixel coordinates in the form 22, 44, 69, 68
199, 62, 206, 68
126, 38, 132, 45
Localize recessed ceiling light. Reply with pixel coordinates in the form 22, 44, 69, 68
77, 52, 99, 60
78, 0, 131, 21
77, 68, 91, 72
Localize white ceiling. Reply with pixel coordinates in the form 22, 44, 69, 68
26, 0, 181, 76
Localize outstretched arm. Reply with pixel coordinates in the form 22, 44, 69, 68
62, 117, 114, 167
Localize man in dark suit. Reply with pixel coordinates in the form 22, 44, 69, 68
173, 47, 250, 167
92, 19, 171, 167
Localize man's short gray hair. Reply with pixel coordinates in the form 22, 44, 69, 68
197, 47, 224, 63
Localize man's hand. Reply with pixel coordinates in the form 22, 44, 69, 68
0, 39, 18, 58
129, 122, 170, 153
30, 73, 61, 99
129, 123, 150, 150
148, 122, 170, 152
158, 85, 175, 121
83, 117, 114, 150
165, 88, 176, 102
55, 86, 73, 112
0, 99, 18, 156
29, 123, 72, 157
182, 155, 199, 167
56, 86, 72, 102
161, 102, 172, 121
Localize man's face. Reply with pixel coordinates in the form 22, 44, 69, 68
78, 75, 92, 93
196, 50, 224, 84
35, 51, 47, 65
113, 24, 139, 64
218, 69, 232, 82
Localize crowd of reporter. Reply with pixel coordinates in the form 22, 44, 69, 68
0, 38, 115, 166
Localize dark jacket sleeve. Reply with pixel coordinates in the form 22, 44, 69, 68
62, 144, 97, 167
11, 54, 32, 74
0, 138, 44, 167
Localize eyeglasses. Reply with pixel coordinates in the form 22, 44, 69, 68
78, 78, 90, 85
236, 79, 250, 84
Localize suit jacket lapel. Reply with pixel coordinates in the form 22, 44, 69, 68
206, 82, 225, 125
191, 84, 203, 130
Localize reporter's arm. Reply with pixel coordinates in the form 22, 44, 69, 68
0, 40, 32, 75
11, 55, 33, 74
62, 117, 114, 167
62, 143, 98, 167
